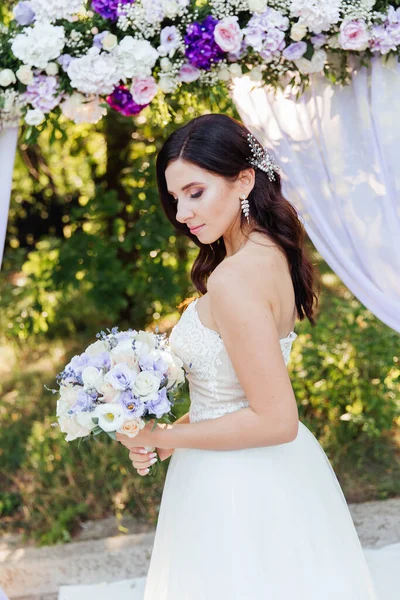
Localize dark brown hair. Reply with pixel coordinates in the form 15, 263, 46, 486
156, 113, 320, 325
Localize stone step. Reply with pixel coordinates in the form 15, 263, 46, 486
1, 497, 399, 600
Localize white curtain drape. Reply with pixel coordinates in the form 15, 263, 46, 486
232, 56, 400, 333
0, 127, 18, 271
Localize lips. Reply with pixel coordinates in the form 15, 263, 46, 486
189, 224, 204, 233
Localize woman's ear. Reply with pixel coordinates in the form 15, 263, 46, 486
238, 167, 255, 196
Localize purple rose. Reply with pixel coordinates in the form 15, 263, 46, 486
118, 390, 146, 418
13, 1, 35, 26
184, 15, 225, 70
138, 353, 168, 376
24, 75, 64, 113
104, 363, 135, 391
68, 353, 91, 375
87, 351, 111, 371
146, 387, 171, 419
311, 34, 327, 49
106, 86, 148, 116
91, 0, 135, 21
283, 41, 307, 61
71, 389, 97, 413
160, 26, 181, 53
177, 63, 201, 83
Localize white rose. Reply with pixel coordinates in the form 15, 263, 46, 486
295, 49, 327, 74
110, 339, 141, 370
76, 410, 97, 431
102, 33, 118, 52
249, 66, 264, 82
81, 366, 103, 391
45, 62, 59, 76
132, 370, 160, 398
59, 385, 80, 407
217, 66, 230, 81
25, 108, 45, 126
133, 331, 157, 352
56, 397, 71, 418
59, 414, 92, 441
94, 403, 125, 432
157, 74, 177, 94
290, 22, 308, 41
16, 65, 34, 85
167, 364, 185, 389
160, 57, 173, 72
229, 63, 242, 77
98, 381, 121, 403
0, 69, 16, 87
86, 339, 108, 357
248, 0, 267, 12
163, 0, 180, 18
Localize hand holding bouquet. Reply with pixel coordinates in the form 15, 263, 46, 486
50, 326, 185, 475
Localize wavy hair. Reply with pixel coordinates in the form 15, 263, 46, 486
156, 113, 320, 325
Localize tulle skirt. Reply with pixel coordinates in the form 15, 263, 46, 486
143, 421, 378, 599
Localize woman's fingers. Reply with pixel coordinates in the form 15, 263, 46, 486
129, 449, 158, 475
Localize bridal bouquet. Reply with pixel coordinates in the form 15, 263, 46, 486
49, 326, 185, 474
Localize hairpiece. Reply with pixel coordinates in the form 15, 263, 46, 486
247, 132, 279, 182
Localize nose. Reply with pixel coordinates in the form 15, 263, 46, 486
175, 200, 195, 225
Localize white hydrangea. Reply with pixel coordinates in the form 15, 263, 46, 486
11, 22, 66, 69
289, 0, 341, 34
0, 89, 26, 131
31, 0, 84, 22
113, 37, 159, 79
67, 47, 120, 95
61, 93, 108, 124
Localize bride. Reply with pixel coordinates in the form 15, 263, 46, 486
116, 113, 378, 598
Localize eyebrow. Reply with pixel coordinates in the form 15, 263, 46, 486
167, 181, 204, 195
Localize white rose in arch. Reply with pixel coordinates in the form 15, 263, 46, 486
0, 69, 16, 87
290, 22, 308, 42
25, 108, 45, 126
294, 49, 327, 74
16, 65, 34, 85
94, 403, 125, 432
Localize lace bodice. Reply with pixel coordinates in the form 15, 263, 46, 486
169, 298, 297, 423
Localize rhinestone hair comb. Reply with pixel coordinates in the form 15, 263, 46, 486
247, 132, 279, 182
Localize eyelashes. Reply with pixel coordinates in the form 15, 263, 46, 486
170, 190, 203, 203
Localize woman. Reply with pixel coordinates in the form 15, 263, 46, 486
117, 114, 378, 599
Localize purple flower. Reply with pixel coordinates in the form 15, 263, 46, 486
71, 389, 97, 413
184, 15, 225, 70
283, 41, 307, 61
87, 351, 111, 371
24, 75, 64, 113
369, 25, 396, 55
106, 86, 149, 116
104, 363, 135, 391
93, 31, 109, 49
138, 353, 168, 376
91, 0, 135, 22
146, 387, 171, 419
118, 390, 146, 418
311, 34, 327, 49
68, 353, 91, 375
160, 26, 181, 53
13, 1, 35, 26
259, 28, 286, 60
57, 54, 74, 71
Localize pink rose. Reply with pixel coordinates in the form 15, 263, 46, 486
339, 20, 369, 51
214, 16, 243, 54
130, 76, 158, 105
177, 63, 201, 83
98, 381, 121, 403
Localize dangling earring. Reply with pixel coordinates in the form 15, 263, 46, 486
240, 194, 250, 224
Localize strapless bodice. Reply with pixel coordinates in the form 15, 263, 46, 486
169, 298, 297, 423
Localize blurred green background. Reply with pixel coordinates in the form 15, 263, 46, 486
0, 92, 399, 547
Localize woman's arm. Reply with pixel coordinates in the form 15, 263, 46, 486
152, 261, 299, 451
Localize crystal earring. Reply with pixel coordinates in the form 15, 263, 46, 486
240, 194, 250, 224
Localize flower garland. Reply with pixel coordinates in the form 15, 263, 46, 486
0, 0, 400, 134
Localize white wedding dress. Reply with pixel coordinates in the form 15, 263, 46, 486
142, 298, 379, 599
